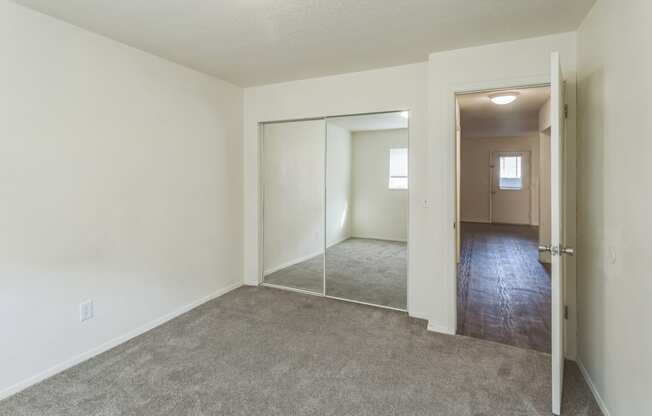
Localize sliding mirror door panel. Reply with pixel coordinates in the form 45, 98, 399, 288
262, 120, 325, 294
325, 113, 408, 309
262, 113, 408, 309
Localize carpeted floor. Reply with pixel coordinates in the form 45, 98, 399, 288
264, 238, 407, 309
457, 223, 551, 353
1, 286, 602, 416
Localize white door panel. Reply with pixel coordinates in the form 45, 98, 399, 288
549, 51, 566, 416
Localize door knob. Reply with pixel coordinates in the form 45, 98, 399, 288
538, 244, 552, 253
538, 245, 574, 256
560, 246, 575, 256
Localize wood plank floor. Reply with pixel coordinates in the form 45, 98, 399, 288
457, 222, 551, 353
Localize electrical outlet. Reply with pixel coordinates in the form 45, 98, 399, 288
80, 300, 94, 322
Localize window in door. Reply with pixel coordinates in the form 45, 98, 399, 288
499, 154, 523, 190
388, 148, 408, 189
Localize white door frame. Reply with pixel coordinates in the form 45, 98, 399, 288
450, 77, 550, 334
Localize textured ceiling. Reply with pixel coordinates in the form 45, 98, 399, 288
14, 0, 595, 86
458, 86, 551, 138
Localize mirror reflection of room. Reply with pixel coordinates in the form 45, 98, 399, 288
326, 112, 408, 309
262, 119, 325, 294
261, 111, 408, 310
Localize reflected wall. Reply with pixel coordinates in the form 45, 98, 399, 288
262, 119, 325, 294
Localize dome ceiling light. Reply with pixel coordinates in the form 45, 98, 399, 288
489, 92, 520, 105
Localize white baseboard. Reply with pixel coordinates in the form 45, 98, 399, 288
262, 236, 353, 277
327, 235, 351, 248
577, 358, 611, 416
263, 250, 323, 276
459, 219, 491, 224
427, 320, 455, 335
350, 235, 407, 243
408, 311, 430, 321
0, 280, 243, 402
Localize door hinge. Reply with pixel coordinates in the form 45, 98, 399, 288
564, 305, 569, 320
564, 104, 569, 119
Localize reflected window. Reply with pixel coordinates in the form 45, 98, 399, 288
388, 148, 408, 190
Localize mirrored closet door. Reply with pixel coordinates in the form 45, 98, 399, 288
261, 112, 408, 310
262, 119, 325, 294
325, 112, 408, 309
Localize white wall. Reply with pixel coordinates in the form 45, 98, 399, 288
428, 32, 579, 353
243, 62, 428, 317
460, 135, 539, 225
326, 124, 352, 246
1, 3, 243, 398
262, 120, 325, 275
576, 1, 652, 414
351, 129, 408, 241
244, 34, 578, 342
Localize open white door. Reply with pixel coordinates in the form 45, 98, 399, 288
543, 51, 573, 415
455, 99, 461, 262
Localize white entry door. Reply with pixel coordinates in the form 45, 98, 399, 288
544, 51, 573, 416
491, 151, 531, 224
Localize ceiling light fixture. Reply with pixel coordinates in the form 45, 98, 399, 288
489, 92, 520, 105
400, 111, 409, 118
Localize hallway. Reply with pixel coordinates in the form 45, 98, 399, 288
457, 222, 551, 353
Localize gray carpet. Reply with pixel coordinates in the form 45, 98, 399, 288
265, 238, 407, 309
264, 253, 325, 293
1, 287, 602, 416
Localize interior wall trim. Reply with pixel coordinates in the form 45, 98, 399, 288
262, 236, 355, 277
459, 219, 492, 224
327, 235, 353, 248
348, 236, 408, 243
577, 358, 611, 416
427, 320, 455, 335
263, 250, 324, 277
324, 295, 406, 313
0, 281, 243, 402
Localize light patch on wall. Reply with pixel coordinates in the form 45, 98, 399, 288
339, 201, 349, 229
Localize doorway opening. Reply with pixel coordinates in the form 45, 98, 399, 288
455, 86, 552, 353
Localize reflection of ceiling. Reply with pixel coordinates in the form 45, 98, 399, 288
458, 86, 550, 138
13, 1, 595, 86
328, 112, 407, 132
